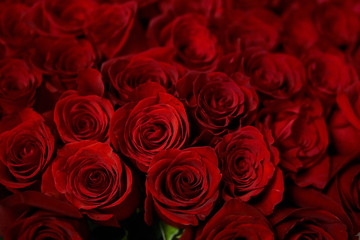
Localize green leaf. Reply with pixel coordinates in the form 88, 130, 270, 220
159, 221, 183, 240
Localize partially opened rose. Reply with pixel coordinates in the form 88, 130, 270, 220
41, 141, 139, 226
0, 109, 54, 192
216, 126, 283, 215
110, 91, 189, 172
145, 147, 221, 227
54, 90, 113, 143
195, 199, 275, 240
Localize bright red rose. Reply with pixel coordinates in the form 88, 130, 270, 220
261, 98, 330, 189
271, 186, 354, 240
244, 51, 305, 100
0, 191, 89, 240
329, 83, 360, 156
84, 1, 137, 59
54, 90, 113, 143
110, 92, 189, 172
216, 126, 283, 215
0, 109, 54, 192
41, 141, 139, 226
0, 58, 42, 114
194, 199, 275, 240
177, 71, 258, 144
101, 53, 178, 106
145, 147, 221, 227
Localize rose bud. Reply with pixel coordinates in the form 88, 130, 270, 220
110, 90, 189, 172
0, 109, 54, 192
195, 199, 275, 240
216, 126, 284, 215
145, 147, 221, 227
0, 58, 42, 114
54, 90, 113, 143
41, 141, 139, 226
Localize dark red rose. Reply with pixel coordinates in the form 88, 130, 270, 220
101, 53, 178, 106
145, 147, 221, 227
0, 191, 89, 240
302, 50, 358, 107
177, 71, 258, 144
217, 9, 280, 53
261, 98, 330, 189
216, 126, 283, 215
271, 186, 354, 240
0, 58, 42, 114
110, 91, 189, 172
0, 109, 54, 191
26, 0, 97, 36
313, 2, 360, 48
31, 37, 96, 90
54, 90, 113, 143
84, 1, 137, 59
329, 83, 360, 156
42, 141, 139, 226
222, 0, 269, 10
194, 199, 275, 240
244, 51, 305, 99
0, 3, 35, 51
148, 13, 218, 71
326, 158, 360, 232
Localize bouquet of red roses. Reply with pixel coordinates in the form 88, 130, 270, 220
0, 0, 360, 239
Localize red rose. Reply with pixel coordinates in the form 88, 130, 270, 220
84, 2, 137, 59
145, 147, 221, 227
54, 90, 113, 143
261, 98, 330, 189
41, 141, 139, 226
326, 158, 360, 232
26, 0, 97, 36
148, 13, 218, 71
177, 71, 258, 144
31, 37, 96, 90
0, 58, 42, 114
302, 50, 358, 107
194, 199, 275, 240
0, 109, 54, 192
244, 51, 305, 99
216, 126, 283, 215
271, 186, 354, 240
0, 191, 89, 240
101, 53, 178, 106
329, 83, 360, 156
110, 92, 189, 172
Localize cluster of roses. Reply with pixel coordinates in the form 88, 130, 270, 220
0, 0, 360, 239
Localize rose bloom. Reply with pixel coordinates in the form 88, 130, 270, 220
0, 109, 54, 192
54, 90, 113, 143
243, 50, 305, 100
261, 98, 329, 189
0, 58, 42, 114
145, 147, 221, 227
41, 141, 139, 226
101, 53, 178, 106
216, 126, 283, 215
110, 91, 189, 172
176, 71, 258, 144
84, 1, 137, 59
271, 186, 354, 240
0, 191, 89, 240
193, 199, 275, 240
148, 13, 218, 71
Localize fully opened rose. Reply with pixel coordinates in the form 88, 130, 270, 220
1, 0, 360, 239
